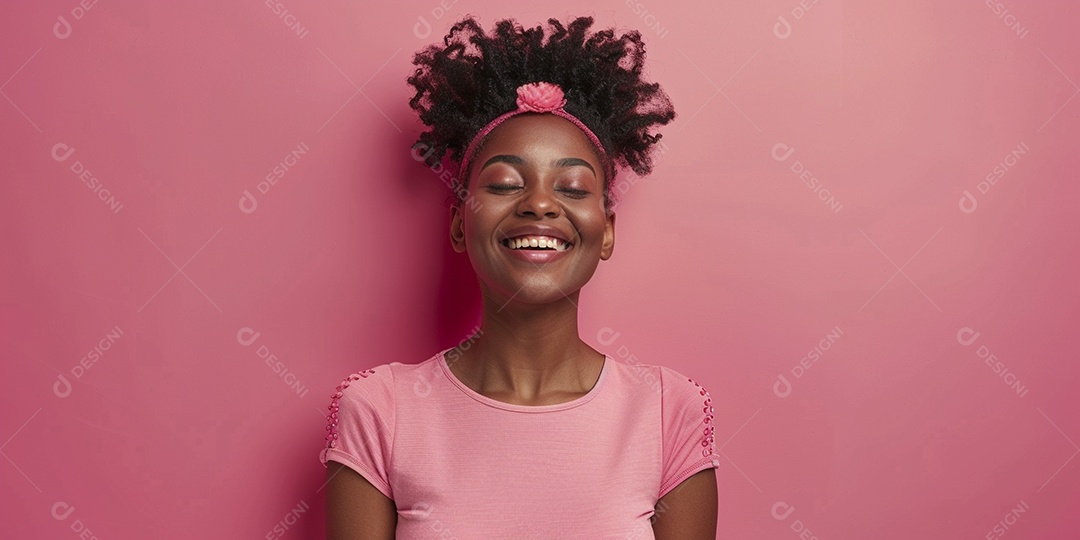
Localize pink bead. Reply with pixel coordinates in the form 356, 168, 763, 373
323, 371, 372, 451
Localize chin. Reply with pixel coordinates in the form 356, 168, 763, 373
496, 280, 584, 306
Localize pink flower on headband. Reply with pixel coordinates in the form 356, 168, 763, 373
515, 82, 567, 113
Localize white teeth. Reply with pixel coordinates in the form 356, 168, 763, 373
505, 235, 571, 251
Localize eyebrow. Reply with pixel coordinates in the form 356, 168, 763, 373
479, 155, 596, 174
479, 155, 525, 171
553, 157, 595, 174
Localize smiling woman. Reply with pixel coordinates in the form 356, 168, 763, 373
321, 15, 718, 540
456, 113, 614, 303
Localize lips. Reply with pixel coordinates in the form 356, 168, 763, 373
501, 235, 571, 251
497, 225, 576, 264
500, 239, 573, 263
498, 225, 575, 252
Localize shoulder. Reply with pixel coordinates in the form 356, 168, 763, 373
330, 363, 394, 400
653, 364, 720, 493
327, 351, 444, 403
320, 354, 443, 454
323, 364, 397, 439
605, 355, 713, 401
603, 351, 666, 394
651, 364, 716, 431
657, 364, 714, 402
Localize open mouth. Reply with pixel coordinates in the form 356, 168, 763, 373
500, 235, 573, 252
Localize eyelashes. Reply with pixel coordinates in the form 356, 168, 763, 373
485, 184, 520, 192
560, 188, 589, 198
485, 185, 590, 198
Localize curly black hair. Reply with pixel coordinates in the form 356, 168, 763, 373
407, 15, 675, 209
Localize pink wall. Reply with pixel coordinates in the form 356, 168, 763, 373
2, 1, 1078, 538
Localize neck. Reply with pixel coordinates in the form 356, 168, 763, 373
449, 289, 602, 403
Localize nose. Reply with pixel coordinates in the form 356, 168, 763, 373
516, 184, 560, 218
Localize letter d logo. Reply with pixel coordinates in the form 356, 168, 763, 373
239, 190, 258, 214
773, 374, 792, 398
54, 16, 72, 39
772, 501, 795, 520
773, 16, 792, 39
956, 327, 980, 346
413, 16, 432, 39
771, 143, 795, 162
53, 374, 72, 398
959, 190, 978, 214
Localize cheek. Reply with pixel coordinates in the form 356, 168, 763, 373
461, 207, 497, 244
461, 213, 481, 242
569, 204, 608, 234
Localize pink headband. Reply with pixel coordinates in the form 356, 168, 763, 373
457, 82, 614, 191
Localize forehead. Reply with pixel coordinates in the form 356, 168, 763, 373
474, 113, 601, 164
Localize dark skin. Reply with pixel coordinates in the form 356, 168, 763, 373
325, 114, 717, 539
445, 113, 615, 406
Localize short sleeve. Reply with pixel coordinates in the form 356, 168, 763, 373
319, 365, 396, 500
658, 366, 720, 499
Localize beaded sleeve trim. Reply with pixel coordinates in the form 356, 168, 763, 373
323, 368, 377, 452
688, 377, 716, 458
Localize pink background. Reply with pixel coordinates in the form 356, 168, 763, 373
2, 1, 1078, 538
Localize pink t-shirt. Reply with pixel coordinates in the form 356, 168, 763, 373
319, 347, 720, 538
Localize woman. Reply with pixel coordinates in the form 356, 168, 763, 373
321, 15, 719, 539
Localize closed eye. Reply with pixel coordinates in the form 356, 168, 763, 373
485, 185, 589, 198
560, 188, 589, 198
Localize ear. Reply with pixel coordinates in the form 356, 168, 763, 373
449, 204, 467, 253
600, 210, 615, 260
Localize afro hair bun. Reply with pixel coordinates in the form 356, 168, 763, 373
407, 15, 676, 204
